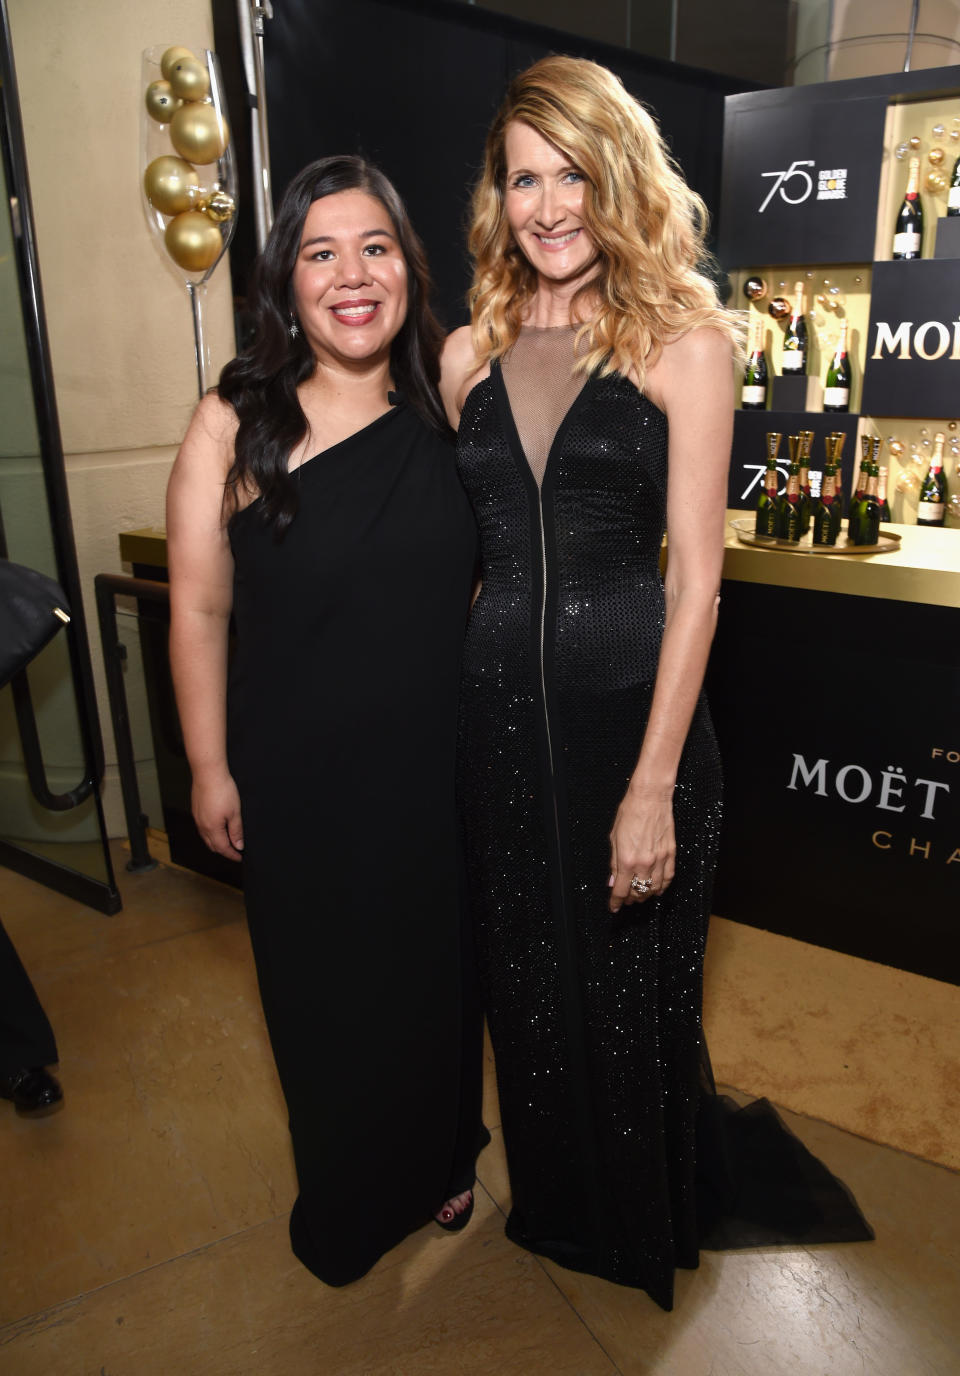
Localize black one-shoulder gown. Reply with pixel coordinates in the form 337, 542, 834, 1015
228, 402, 484, 1285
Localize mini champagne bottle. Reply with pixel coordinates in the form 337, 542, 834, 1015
812, 435, 843, 546
798, 429, 814, 535
847, 434, 871, 544
755, 431, 781, 536
776, 435, 803, 542
892, 156, 923, 259
823, 318, 851, 412
781, 281, 807, 375
741, 316, 768, 410
917, 432, 947, 526
877, 465, 891, 522
831, 430, 847, 518
948, 152, 960, 217
852, 457, 881, 545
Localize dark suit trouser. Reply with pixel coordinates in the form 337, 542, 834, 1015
0, 915, 58, 1077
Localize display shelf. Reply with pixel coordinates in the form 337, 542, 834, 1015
732, 263, 871, 410
874, 94, 960, 263
723, 68, 960, 531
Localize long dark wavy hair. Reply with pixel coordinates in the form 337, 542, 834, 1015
218, 155, 448, 536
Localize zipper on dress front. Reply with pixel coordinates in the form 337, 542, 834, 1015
537, 492, 556, 782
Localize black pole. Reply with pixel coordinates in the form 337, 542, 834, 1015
94, 574, 172, 874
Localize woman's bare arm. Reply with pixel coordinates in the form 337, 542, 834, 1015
608, 326, 733, 911
166, 393, 245, 859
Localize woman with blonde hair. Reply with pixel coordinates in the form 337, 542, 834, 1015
442, 55, 871, 1309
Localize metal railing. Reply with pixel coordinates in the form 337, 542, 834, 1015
94, 572, 170, 874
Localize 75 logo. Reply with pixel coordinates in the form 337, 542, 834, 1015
759, 160, 814, 213
739, 463, 789, 502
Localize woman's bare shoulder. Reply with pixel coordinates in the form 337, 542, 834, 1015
644, 326, 734, 413
441, 325, 476, 373
177, 391, 237, 465
190, 390, 238, 445
440, 326, 491, 424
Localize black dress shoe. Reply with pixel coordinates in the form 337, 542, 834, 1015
0, 1067, 64, 1115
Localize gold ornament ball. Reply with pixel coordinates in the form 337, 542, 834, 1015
925, 171, 945, 193
895, 470, 919, 495
170, 101, 229, 164
204, 188, 235, 223
929, 146, 945, 166
908, 134, 922, 150
160, 46, 195, 80
168, 56, 210, 102
768, 296, 791, 320
888, 439, 905, 457
164, 210, 222, 272
145, 79, 178, 124
743, 275, 767, 301
144, 155, 200, 215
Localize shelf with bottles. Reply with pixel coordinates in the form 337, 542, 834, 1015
875, 97, 960, 263
731, 412, 957, 531
864, 418, 959, 527
733, 264, 871, 414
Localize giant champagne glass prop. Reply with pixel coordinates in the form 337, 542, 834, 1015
140, 45, 237, 399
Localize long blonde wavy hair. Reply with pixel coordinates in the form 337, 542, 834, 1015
468, 55, 743, 383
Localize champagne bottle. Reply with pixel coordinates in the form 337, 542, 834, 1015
755, 431, 781, 536
852, 458, 881, 546
741, 316, 768, 409
812, 435, 843, 546
878, 465, 891, 522
823, 318, 851, 412
831, 430, 847, 518
917, 432, 947, 526
892, 157, 923, 259
776, 435, 803, 541
948, 152, 960, 217
781, 281, 807, 374
847, 435, 871, 544
798, 429, 814, 535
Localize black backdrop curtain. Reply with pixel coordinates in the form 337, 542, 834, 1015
217, 0, 759, 330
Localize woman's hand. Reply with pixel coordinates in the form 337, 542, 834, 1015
608, 782, 675, 912
191, 767, 244, 860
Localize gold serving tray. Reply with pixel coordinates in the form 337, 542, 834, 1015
730, 517, 902, 556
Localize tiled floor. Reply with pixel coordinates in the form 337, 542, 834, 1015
1, 850, 958, 1375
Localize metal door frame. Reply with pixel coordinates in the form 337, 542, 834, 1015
0, 0, 120, 914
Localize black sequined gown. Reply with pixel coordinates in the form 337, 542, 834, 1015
456, 339, 872, 1310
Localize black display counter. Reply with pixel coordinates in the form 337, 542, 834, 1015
707, 515, 959, 985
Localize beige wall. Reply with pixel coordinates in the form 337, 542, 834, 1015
7, 0, 236, 834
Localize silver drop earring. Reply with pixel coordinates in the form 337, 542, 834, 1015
289, 316, 300, 339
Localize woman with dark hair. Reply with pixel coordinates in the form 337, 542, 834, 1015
167, 156, 486, 1286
